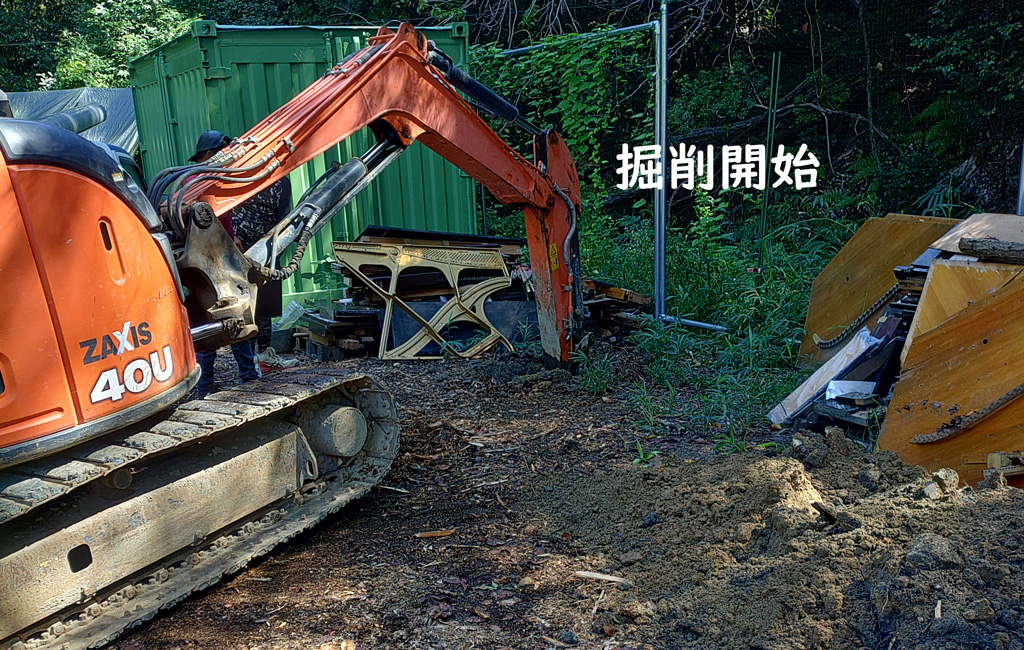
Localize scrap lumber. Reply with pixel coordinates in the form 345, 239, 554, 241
900, 259, 1021, 364
878, 272, 1024, 486
798, 213, 958, 368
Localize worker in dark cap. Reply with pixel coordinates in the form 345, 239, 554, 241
189, 130, 231, 162
190, 130, 296, 398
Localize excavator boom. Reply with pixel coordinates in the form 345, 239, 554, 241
169, 23, 583, 365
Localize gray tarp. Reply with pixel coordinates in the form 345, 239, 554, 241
8, 87, 138, 153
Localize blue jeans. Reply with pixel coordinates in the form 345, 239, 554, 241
196, 341, 260, 395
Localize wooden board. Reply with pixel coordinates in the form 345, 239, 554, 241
878, 273, 1024, 486
900, 259, 1022, 365
769, 329, 880, 424
799, 213, 959, 368
929, 213, 1024, 254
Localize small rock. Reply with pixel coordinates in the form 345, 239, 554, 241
859, 466, 882, 491
964, 599, 996, 622
920, 481, 942, 500
619, 599, 650, 621
928, 616, 957, 636
825, 426, 851, 455
837, 511, 864, 532
518, 576, 535, 587
906, 533, 962, 570
560, 631, 578, 646
643, 511, 660, 528
932, 468, 960, 491
619, 550, 644, 566
978, 471, 1008, 491
963, 569, 984, 588
734, 522, 758, 542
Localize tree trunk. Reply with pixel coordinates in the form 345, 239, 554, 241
858, 1, 882, 174
960, 237, 1024, 264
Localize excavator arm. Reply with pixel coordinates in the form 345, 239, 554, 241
161, 23, 583, 366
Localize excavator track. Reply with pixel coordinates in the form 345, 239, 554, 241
0, 368, 399, 650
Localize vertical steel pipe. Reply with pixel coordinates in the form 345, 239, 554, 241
1017, 134, 1024, 216
654, 1, 668, 318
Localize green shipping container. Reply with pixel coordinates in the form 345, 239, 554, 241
129, 21, 477, 304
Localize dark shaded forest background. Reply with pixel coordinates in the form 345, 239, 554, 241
2, 0, 1022, 436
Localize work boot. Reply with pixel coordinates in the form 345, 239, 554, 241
257, 347, 300, 371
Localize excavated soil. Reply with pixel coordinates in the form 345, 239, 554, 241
118, 349, 1024, 650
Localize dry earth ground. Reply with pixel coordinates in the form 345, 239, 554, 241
117, 350, 1024, 650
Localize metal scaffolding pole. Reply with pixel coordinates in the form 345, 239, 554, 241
1017, 134, 1024, 216
654, 1, 668, 318
500, 22, 657, 56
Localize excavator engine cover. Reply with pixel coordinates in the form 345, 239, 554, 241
0, 119, 197, 466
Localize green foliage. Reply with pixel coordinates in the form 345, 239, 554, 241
513, 322, 542, 356
713, 426, 747, 454
472, 27, 652, 174
668, 60, 766, 132
471, 27, 653, 261
910, 1, 1024, 106
632, 440, 661, 467
630, 381, 677, 435
1, 0, 80, 90
571, 351, 616, 395
41, 0, 192, 90
915, 97, 971, 159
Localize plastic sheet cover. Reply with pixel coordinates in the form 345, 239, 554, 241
7, 87, 138, 153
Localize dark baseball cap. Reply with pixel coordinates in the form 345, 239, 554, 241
189, 130, 231, 162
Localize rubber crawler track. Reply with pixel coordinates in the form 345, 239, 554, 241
1, 368, 399, 650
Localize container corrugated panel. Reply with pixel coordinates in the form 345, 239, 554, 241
129, 21, 476, 305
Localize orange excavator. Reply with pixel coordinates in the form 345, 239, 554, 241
0, 24, 582, 650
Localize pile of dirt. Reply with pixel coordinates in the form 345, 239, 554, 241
126, 352, 1024, 650
523, 429, 1024, 650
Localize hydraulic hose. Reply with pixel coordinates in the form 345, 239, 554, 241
426, 45, 542, 136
